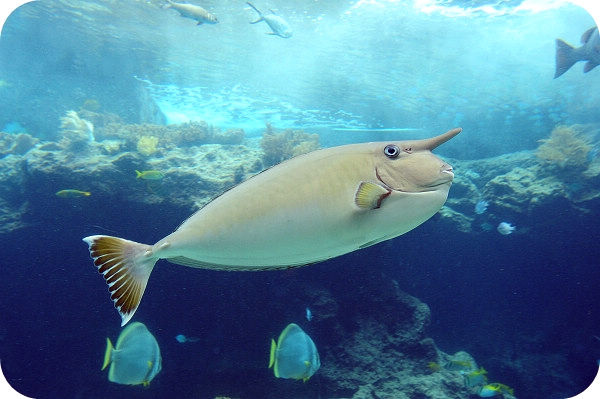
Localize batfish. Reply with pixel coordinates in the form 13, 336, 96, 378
84, 128, 461, 326
165, 0, 218, 25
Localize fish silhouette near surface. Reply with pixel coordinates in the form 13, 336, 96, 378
165, 0, 218, 25
554, 26, 600, 78
246, 2, 292, 38
83, 128, 461, 326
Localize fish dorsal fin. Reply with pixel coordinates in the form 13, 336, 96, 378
354, 181, 390, 209
581, 27, 597, 44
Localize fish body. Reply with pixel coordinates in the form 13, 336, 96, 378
175, 334, 199, 343
102, 322, 162, 386
269, 323, 320, 381
497, 222, 515, 235
166, 0, 218, 25
56, 189, 91, 198
83, 128, 461, 325
136, 170, 164, 180
554, 26, 600, 78
474, 199, 488, 215
247, 2, 292, 38
305, 307, 312, 321
478, 383, 513, 397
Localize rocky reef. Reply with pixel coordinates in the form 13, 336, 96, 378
2, 121, 599, 397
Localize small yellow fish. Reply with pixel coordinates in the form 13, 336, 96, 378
427, 362, 441, 372
135, 170, 164, 180
56, 189, 91, 198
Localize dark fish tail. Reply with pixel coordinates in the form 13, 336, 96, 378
583, 60, 599, 73
247, 2, 264, 23
554, 39, 578, 78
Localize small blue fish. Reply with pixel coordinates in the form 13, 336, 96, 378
474, 200, 489, 215
497, 222, 515, 235
175, 334, 199, 343
305, 307, 313, 321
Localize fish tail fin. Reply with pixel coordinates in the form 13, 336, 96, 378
84, 191, 91, 196
102, 337, 113, 370
83, 235, 158, 326
246, 1, 263, 23
554, 39, 578, 78
135, 170, 143, 178
269, 339, 276, 368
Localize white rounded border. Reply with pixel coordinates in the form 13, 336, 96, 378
0, 0, 599, 398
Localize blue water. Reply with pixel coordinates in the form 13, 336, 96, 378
1, 1, 599, 398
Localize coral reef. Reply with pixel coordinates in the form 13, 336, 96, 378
536, 125, 591, 170
260, 123, 320, 166
58, 110, 94, 151
0, 132, 38, 157
136, 135, 159, 156
97, 120, 245, 152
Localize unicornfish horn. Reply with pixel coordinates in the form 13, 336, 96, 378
405, 128, 462, 152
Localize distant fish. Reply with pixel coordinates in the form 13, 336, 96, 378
464, 367, 488, 388
56, 189, 91, 198
554, 26, 600, 78
478, 382, 514, 397
497, 222, 515, 235
165, 0, 218, 25
444, 359, 473, 372
102, 322, 162, 386
246, 2, 292, 38
136, 170, 164, 180
474, 200, 489, 215
175, 334, 200, 343
305, 307, 312, 321
269, 323, 320, 381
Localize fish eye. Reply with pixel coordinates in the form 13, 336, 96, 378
383, 144, 400, 158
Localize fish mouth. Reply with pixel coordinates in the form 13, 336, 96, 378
375, 167, 453, 192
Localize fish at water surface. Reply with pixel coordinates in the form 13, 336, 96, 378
83, 128, 461, 326
165, 0, 218, 25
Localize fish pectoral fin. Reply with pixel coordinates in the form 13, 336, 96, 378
354, 181, 391, 209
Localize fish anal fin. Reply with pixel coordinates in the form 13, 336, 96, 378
354, 181, 391, 209
554, 39, 577, 78
584, 60, 599, 73
83, 235, 157, 326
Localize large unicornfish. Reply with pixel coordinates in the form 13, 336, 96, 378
84, 128, 461, 326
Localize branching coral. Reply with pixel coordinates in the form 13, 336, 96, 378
260, 124, 320, 166
536, 125, 591, 170
59, 110, 94, 151
137, 135, 159, 156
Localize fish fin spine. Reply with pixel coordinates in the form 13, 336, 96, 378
269, 339, 276, 368
554, 39, 577, 78
83, 235, 157, 326
102, 337, 113, 370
